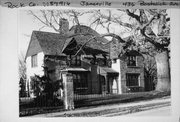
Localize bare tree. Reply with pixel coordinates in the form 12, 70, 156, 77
19, 52, 27, 97
29, 10, 94, 33
90, 9, 170, 92
125, 9, 170, 92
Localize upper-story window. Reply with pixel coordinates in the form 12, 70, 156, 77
70, 55, 81, 66
127, 55, 136, 66
31, 54, 38, 67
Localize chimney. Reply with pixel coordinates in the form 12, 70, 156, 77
59, 18, 69, 34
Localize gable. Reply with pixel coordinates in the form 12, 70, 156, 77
26, 31, 69, 60
25, 32, 43, 59
69, 25, 109, 53
63, 38, 108, 55
34, 31, 66, 55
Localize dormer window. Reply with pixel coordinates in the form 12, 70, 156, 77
31, 54, 37, 67
127, 55, 136, 66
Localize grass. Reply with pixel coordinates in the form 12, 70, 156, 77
74, 91, 170, 107
19, 91, 170, 117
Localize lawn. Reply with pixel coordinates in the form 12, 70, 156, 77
74, 91, 170, 107
19, 91, 170, 116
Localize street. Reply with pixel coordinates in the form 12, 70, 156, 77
124, 106, 171, 116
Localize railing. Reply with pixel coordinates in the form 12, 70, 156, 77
19, 95, 64, 116
19, 76, 159, 116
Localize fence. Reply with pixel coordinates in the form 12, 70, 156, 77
19, 95, 64, 116
73, 77, 153, 107
19, 76, 160, 116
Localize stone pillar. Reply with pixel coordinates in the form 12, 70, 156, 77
62, 72, 74, 110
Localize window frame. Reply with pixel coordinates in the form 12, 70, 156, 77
31, 54, 38, 68
70, 55, 81, 66
72, 73, 88, 92
126, 73, 140, 87
127, 55, 137, 67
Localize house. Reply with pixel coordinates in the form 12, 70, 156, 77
25, 19, 145, 97
110, 38, 145, 93
25, 19, 119, 97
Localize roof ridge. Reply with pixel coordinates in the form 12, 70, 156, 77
32, 30, 61, 35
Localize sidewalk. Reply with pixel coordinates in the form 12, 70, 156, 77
32, 96, 170, 117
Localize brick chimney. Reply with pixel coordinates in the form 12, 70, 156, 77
59, 18, 69, 34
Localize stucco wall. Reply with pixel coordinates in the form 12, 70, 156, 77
26, 52, 44, 79
111, 59, 122, 94
26, 52, 44, 93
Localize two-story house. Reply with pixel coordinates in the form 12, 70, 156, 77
25, 19, 119, 97
26, 19, 145, 97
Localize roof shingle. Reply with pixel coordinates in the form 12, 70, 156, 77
33, 31, 67, 55
69, 25, 110, 53
27, 25, 111, 58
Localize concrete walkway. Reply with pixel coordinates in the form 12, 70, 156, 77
32, 96, 170, 117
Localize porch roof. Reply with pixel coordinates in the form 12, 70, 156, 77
100, 67, 119, 75
61, 68, 89, 72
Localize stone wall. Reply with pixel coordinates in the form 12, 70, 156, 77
91, 65, 100, 94
120, 55, 144, 93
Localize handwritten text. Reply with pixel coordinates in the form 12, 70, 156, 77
80, 1, 111, 6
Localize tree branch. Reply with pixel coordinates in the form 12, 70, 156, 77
113, 17, 133, 29
126, 9, 140, 23
29, 10, 49, 26
41, 10, 59, 32
74, 35, 97, 56
66, 32, 125, 43
51, 11, 59, 25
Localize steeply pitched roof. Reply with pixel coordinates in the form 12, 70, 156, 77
100, 67, 119, 75
69, 25, 110, 53
33, 31, 68, 55
26, 26, 111, 58
26, 31, 68, 58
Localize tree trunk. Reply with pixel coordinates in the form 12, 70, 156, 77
155, 50, 170, 91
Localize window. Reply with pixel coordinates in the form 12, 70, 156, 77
70, 55, 81, 66
31, 54, 37, 67
127, 55, 136, 66
126, 74, 139, 87
72, 73, 88, 93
